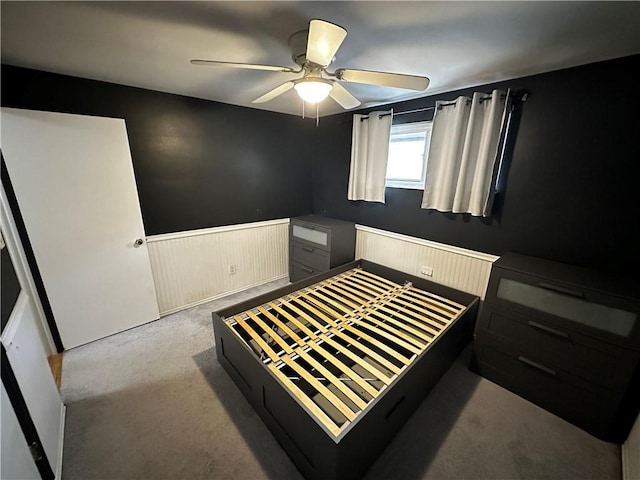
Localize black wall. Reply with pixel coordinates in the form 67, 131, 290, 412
310, 55, 640, 276
3, 57, 639, 277
1, 65, 315, 235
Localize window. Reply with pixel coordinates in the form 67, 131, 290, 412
385, 121, 432, 189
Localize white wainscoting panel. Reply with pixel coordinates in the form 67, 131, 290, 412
147, 219, 289, 315
355, 225, 498, 299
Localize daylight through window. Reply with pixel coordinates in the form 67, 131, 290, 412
385, 121, 432, 189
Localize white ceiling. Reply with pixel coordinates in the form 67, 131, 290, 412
2, 1, 640, 117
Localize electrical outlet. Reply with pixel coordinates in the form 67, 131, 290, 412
420, 266, 433, 277
228, 264, 237, 275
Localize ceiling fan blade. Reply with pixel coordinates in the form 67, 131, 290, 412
335, 68, 430, 91
329, 82, 361, 109
252, 81, 295, 104
306, 19, 347, 67
191, 59, 296, 73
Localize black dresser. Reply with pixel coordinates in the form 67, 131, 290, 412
289, 215, 356, 283
472, 252, 640, 443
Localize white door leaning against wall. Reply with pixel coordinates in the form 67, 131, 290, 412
1, 107, 160, 348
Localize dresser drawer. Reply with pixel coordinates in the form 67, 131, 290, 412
474, 342, 621, 441
476, 305, 639, 391
290, 260, 324, 283
290, 220, 331, 252
290, 241, 330, 272
486, 267, 640, 348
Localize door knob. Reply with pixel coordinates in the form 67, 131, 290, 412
134, 238, 144, 248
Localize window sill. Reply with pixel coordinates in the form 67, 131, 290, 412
385, 182, 425, 190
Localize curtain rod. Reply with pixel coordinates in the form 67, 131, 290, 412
360, 106, 435, 122
359, 90, 529, 122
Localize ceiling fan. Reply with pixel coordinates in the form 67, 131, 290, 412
191, 19, 430, 110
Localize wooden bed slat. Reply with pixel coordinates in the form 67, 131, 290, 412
306, 341, 380, 397
375, 304, 443, 336
267, 302, 319, 340
347, 317, 423, 355
246, 311, 293, 355
339, 322, 412, 366
326, 279, 376, 303
333, 277, 380, 301
283, 298, 403, 375
292, 294, 411, 373
292, 292, 406, 374
341, 275, 388, 295
281, 356, 357, 422
317, 334, 394, 385
406, 286, 465, 311
365, 310, 434, 343
389, 295, 455, 324
293, 347, 369, 410
390, 294, 456, 327
315, 285, 362, 312
257, 306, 304, 344
234, 316, 281, 362
387, 297, 455, 323
356, 313, 428, 348
288, 296, 340, 330
267, 363, 342, 436
323, 282, 372, 308
329, 326, 403, 374
304, 289, 356, 318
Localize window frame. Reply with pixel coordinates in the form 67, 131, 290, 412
385, 120, 432, 190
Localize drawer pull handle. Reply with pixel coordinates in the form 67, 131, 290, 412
528, 321, 570, 339
302, 247, 315, 253
301, 266, 314, 274
518, 356, 557, 377
538, 282, 584, 298
385, 395, 406, 421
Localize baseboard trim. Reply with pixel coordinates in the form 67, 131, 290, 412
158, 274, 289, 316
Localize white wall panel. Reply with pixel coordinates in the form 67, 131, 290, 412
147, 219, 289, 315
355, 225, 498, 299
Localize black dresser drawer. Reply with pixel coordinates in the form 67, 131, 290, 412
290, 241, 330, 271
290, 220, 332, 252
485, 266, 640, 349
471, 252, 640, 443
475, 342, 620, 440
477, 304, 639, 391
290, 260, 323, 283
288, 216, 356, 283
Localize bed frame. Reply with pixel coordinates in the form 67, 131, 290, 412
212, 259, 479, 480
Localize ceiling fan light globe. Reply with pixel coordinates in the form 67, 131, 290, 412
294, 79, 333, 104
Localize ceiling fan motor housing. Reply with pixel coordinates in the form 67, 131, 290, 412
288, 29, 310, 66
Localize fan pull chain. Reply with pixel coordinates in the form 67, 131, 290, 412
316, 103, 319, 127
302, 100, 305, 119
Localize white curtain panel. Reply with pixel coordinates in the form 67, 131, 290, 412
347, 110, 393, 203
422, 90, 507, 216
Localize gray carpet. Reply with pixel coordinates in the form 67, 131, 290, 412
60, 280, 621, 480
